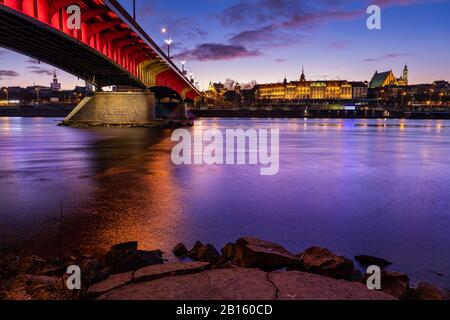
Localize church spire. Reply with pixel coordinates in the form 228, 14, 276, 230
300, 66, 306, 81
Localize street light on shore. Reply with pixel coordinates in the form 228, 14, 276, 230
35, 87, 40, 106
401, 92, 407, 106
3, 88, 8, 102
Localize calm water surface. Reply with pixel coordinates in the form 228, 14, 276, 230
0, 117, 449, 288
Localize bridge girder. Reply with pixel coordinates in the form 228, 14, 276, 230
0, 0, 200, 98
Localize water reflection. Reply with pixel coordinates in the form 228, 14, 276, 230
0, 117, 449, 289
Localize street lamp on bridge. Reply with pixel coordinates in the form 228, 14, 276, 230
161, 27, 173, 58
180, 60, 187, 75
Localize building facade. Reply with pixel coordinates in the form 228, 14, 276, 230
369, 65, 408, 89
255, 69, 364, 102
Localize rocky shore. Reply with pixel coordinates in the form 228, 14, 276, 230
1, 237, 448, 300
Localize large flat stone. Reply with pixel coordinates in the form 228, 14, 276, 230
271, 271, 396, 300
133, 262, 210, 282
98, 268, 275, 300
87, 272, 133, 297
97, 268, 397, 300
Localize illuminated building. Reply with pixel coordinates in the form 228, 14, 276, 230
255, 68, 358, 102
205, 82, 226, 100
369, 65, 408, 88
50, 70, 61, 91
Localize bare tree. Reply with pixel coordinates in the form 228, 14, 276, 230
224, 78, 237, 90
242, 80, 257, 90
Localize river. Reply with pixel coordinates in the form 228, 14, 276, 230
0, 117, 449, 288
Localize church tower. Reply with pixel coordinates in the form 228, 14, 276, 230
300, 67, 306, 81
50, 70, 61, 91
402, 64, 408, 85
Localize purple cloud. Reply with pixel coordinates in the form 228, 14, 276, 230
177, 43, 261, 61
364, 53, 412, 62
329, 40, 352, 49
374, 0, 448, 7
0, 70, 19, 79
275, 58, 287, 63
27, 65, 53, 76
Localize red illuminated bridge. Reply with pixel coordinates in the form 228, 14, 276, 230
0, 0, 201, 102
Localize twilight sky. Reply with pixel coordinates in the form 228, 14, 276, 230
0, 0, 449, 90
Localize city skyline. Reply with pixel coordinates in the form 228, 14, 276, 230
0, 0, 449, 90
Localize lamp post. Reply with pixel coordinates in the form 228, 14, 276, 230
35, 87, 40, 106
3, 88, 8, 103
161, 28, 173, 58
180, 60, 186, 75
401, 92, 407, 106
429, 89, 434, 105
133, 0, 136, 20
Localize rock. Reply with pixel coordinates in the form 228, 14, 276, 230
380, 270, 410, 299
187, 242, 221, 264
98, 268, 275, 300
225, 237, 299, 271
80, 258, 102, 273
39, 266, 67, 277
212, 259, 239, 270
80, 259, 108, 286
18, 255, 54, 275
196, 244, 221, 264
413, 282, 448, 300
109, 250, 163, 274
105, 242, 163, 274
271, 271, 396, 300
134, 262, 210, 283
87, 272, 133, 298
0, 254, 19, 279
97, 268, 396, 301
187, 241, 204, 259
2, 274, 74, 300
296, 247, 356, 280
110, 241, 138, 252
172, 243, 188, 257
83, 269, 110, 287
355, 255, 392, 267
221, 243, 235, 259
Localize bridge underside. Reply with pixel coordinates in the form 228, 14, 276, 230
0, 6, 144, 88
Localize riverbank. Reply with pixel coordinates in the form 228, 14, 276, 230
3, 107, 450, 120
0, 106, 74, 117
1, 237, 448, 300
191, 109, 450, 119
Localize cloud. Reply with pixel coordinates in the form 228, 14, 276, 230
27, 65, 53, 76
223, 0, 362, 49
364, 53, 412, 62
0, 70, 19, 79
373, 0, 448, 7
26, 58, 41, 64
177, 43, 261, 61
329, 40, 352, 49
275, 58, 287, 63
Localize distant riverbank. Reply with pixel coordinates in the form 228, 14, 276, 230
0, 105, 74, 117
2, 107, 450, 120
191, 109, 450, 120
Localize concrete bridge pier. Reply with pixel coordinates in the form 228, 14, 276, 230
62, 91, 156, 126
